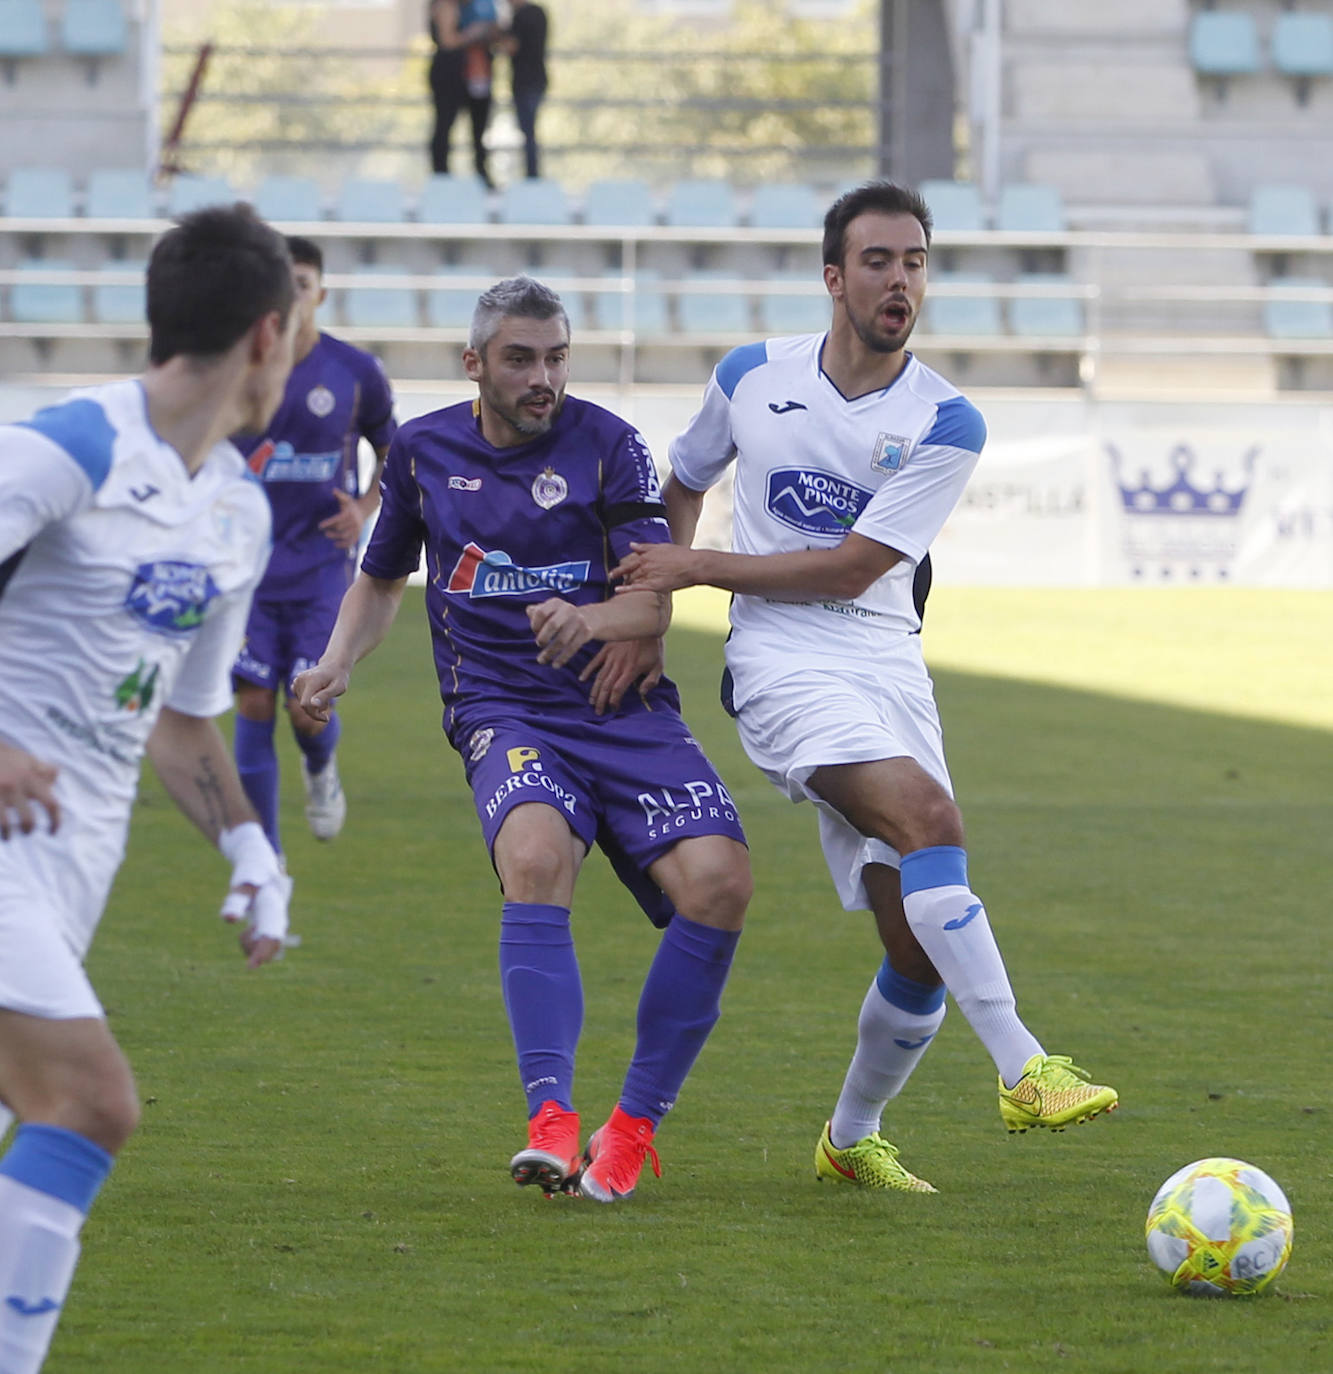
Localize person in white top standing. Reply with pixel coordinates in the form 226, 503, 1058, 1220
0, 202, 297, 1373
612, 181, 1118, 1192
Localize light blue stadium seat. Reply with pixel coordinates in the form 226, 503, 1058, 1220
758, 274, 829, 335
62, 0, 128, 56
1264, 279, 1333, 338
925, 274, 1002, 335
418, 174, 490, 225
676, 271, 750, 334
917, 180, 984, 232
749, 182, 821, 230
1008, 274, 1083, 338
1247, 184, 1321, 238
86, 168, 154, 219
336, 177, 406, 223
996, 183, 1064, 234
10, 261, 83, 324
343, 265, 417, 328
167, 175, 234, 216
0, 0, 47, 58
666, 178, 737, 228
1272, 13, 1333, 77
253, 175, 322, 223
426, 264, 481, 329
1189, 12, 1260, 76
92, 262, 145, 324
499, 177, 570, 225
596, 272, 668, 334
582, 178, 656, 227
6, 168, 74, 219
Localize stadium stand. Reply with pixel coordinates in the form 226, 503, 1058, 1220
1188, 11, 1261, 79
166, 175, 234, 217
666, 178, 738, 228
62, 0, 129, 58
341, 263, 417, 330
4, 167, 74, 219
675, 270, 750, 336
419, 174, 491, 225
10, 259, 82, 324
336, 177, 406, 224
749, 182, 823, 230
499, 177, 570, 226
253, 175, 323, 225
0, 0, 47, 62
583, 178, 657, 228
85, 168, 153, 220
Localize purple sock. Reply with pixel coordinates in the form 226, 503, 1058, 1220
295, 709, 341, 775
499, 902, 583, 1115
233, 715, 281, 853
620, 915, 741, 1127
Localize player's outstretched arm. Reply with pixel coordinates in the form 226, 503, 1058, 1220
528, 588, 669, 669
613, 530, 903, 602
146, 707, 289, 968
294, 571, 409, 721
0, 739, 61, 840
663, 473, 708, 547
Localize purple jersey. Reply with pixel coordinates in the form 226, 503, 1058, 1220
234, 333, 396, 600
363, 394, 675, 745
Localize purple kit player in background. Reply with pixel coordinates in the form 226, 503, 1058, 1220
231, 237, 397, 855
295, 276, 751, 1203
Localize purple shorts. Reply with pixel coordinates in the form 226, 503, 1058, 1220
232, 590, 344, 695
460, 709, 747, 928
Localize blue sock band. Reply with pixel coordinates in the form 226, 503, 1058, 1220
233, 714, 281, 853
0, 1124, 113, 1215
295, 709, 341, 775
900, 845, 969, 897
876, 956, 947, 1014
620, 916, 741, 1127
499, 902, 582, 1116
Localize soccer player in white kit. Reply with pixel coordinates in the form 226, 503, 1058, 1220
613, 181, 1118, 1191
0, 204, 297, 1372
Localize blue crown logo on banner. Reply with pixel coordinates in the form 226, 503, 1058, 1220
1108, 443, 1257, 518
1105, 442, 1260, 581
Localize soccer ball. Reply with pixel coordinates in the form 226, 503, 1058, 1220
1145, 1157, 1293, 1296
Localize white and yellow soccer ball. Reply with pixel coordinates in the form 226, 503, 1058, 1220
1145, 1157, 1293, 1296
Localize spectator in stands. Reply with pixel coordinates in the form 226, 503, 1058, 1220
499, 0, 549, 180
429, 0, 500, 188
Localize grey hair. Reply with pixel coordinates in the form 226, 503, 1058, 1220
468, 275, 570, 351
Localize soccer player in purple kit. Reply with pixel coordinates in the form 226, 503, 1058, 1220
295, 276, 751, 1203
231, 237, 397, 855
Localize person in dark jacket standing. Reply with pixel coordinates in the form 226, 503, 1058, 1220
500, 0, 548, 180
429, 0, 499, 186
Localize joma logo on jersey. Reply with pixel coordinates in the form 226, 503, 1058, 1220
765, 467, 873, 535
125, 561, 219, 636
447, 542, 591, 598
247, 440, 340, 483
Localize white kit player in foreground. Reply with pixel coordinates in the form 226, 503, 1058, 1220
613, 181, 1118, 1191
0, 203, 297, 1372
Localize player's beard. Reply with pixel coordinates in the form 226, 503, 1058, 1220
485, 379, 565, 438
846, 295, 916, 355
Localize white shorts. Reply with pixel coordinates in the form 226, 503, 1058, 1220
0, 814, 125, 1020
733, 639, 953, 913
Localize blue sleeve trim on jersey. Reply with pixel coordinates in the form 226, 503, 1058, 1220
921, 396, 987, 455
715, 341, 769, 400
16, 399, 117, 491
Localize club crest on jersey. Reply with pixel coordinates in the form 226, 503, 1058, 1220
468, 727, 494, 762
125, 560, 220, 637
531, 467, 568, 509
447, 542, 590, 598
306, 385, 336, 418
765, 467, 873, 535
871, 432, 912, 474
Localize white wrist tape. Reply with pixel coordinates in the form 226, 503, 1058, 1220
218, 822, 285, 927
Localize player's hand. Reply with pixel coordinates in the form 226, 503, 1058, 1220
292, 662, 349, 723
580, 638, 665, 715
218, 822, 293, 969
611, 542, 698, 594
528, 598, 594, 668
318, 490, 365, 550
0, 740, 61, 839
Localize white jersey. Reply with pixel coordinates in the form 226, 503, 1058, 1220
668, 334, 985, 710
0, 379, 272, 831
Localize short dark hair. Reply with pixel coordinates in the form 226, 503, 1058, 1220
822, 181, 933, 267
284, 234, 324, 274
469, 275, 570, 351
147, 203, 295, 365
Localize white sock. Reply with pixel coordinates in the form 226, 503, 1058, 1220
0, 1176, 85, 1374
830, 975, 946, 1148
900, 847, 1043, 1088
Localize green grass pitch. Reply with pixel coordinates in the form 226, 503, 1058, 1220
51, 587, 1331, 1372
